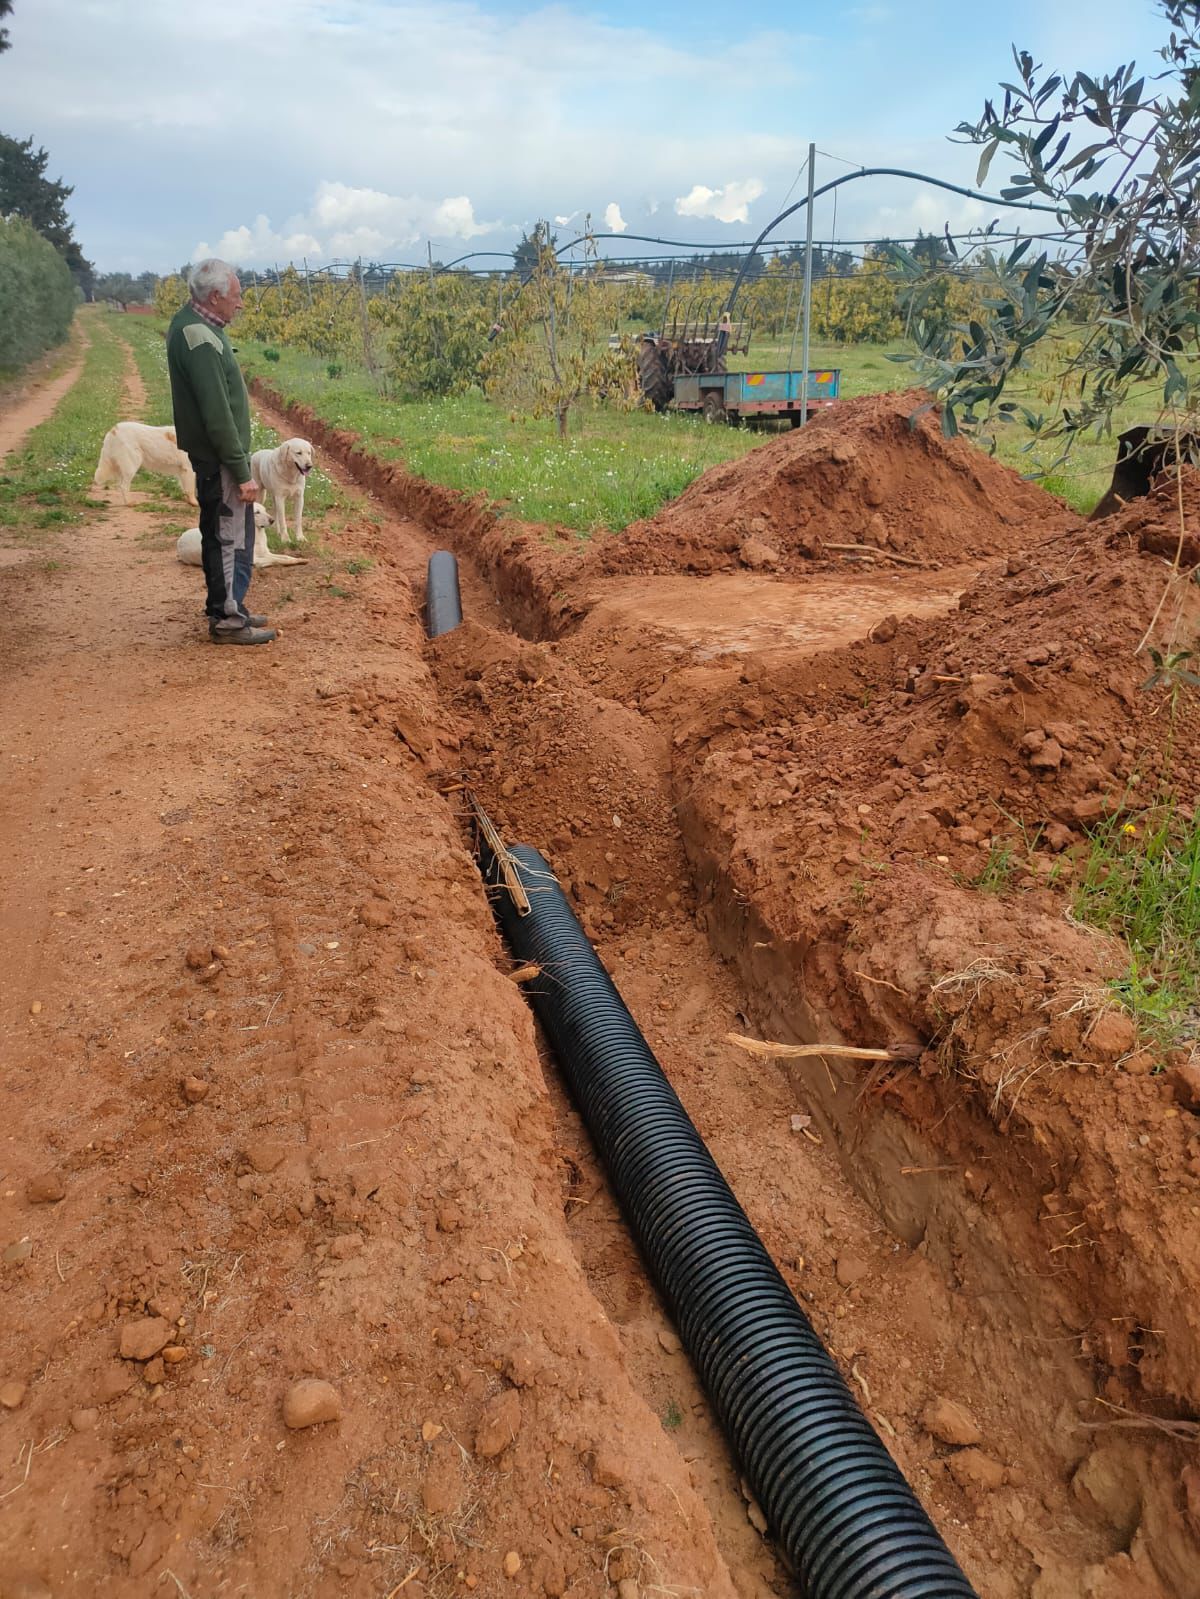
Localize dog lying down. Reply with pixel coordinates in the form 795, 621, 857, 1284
94, 422, 198, 506
175, 503, 306, 568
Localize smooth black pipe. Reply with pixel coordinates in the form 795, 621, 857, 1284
426, 550, 462, 637
481, 841, 977, 1599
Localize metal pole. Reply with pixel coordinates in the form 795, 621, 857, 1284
800, 143, 816, 427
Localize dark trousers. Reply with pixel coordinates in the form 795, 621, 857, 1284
192, 460, 253, 631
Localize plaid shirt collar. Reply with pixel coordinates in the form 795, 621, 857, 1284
190, 298, 228, 329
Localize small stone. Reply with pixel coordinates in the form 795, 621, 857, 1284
503, 1552, 522, 1579
1045, 822, 1074, 852
185, 945, 211, 970
70, 1407, 99, 1431
29, 1001, 42, 1016
868, 614, 898, 644
0, 1380, 28, 1409
119, 1317, 173, 1362
422, 1420, 444, 1442
282, 1378, 341, 1429
26, 1172, 64, 1205
747, 1497, 768, 1534
3, 1239, 33, 1264
920, 1396, 982, 1447
474, 1388, 521, 1458
948, 1448, 1006, 1492
161, 1345, 188, 1365
835, 1253, 869, 1288
182, 1076, 210, 1104
143, 1357, 166, 1385
657, 1328, 682, 1355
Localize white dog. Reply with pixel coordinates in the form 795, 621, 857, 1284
94, 422, 198, 506
175, 503, 306, 569
251, 438, 314, 546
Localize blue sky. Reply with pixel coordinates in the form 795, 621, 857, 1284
0, 0, 1171, 273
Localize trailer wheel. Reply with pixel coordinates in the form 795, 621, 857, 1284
702, 392, 727, 425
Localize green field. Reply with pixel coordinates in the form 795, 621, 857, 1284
0, 310, 126, 536
115, 314, 1160, 531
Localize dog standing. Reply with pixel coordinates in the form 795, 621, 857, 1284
94, 422, 199, 506
251, 438, 314, 545
175, 503, 305, 568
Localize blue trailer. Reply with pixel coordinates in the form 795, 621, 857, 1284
670, 368, 841, 426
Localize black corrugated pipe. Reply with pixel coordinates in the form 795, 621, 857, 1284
481, 839, 978, 1599
426, 550, 462, 638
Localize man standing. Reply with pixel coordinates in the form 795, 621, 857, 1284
167, 259, 275, 644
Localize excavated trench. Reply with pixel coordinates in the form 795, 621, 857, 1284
255, 389, 1199, 1598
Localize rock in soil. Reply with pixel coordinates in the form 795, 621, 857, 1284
282, 1378, 341, 1429
118, 1317, 173, 1362
474, 1388, 521, 1457
25, 1172, 64, 1205
0, 1379, 28, 1409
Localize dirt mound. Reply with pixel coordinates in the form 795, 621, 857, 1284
584, 389, 1074, 579
1103, 461, 1200, 566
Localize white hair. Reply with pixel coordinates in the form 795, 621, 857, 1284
187, 258, 237, 303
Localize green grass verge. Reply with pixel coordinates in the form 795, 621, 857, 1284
0, 311, 127, 536
112, 311, 173, 420
237, 339, 765, 535
1075, 792, 1200, 1048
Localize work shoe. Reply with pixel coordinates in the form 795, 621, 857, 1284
240, 613, 269, 627
209, 624, 276, 645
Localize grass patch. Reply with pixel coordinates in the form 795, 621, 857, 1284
236, 338, 762, 534
1075, 796, 1200, 1046
0, 312, 127, 536
112, 311, 174, 420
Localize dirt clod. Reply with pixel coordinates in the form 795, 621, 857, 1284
503, 1551, 522, 1578
182, 1075, 209, 1103
25, 1172, 64, 1205
282, 1378, 341, 1429
475, 1387, 521, 1458
119, 1317, 172, 1361
0, 1380, 28, 1409
921, 1396, 983, 1448
947, 1448, 1006, 1493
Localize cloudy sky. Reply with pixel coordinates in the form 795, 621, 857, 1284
1, 0, 1170, 274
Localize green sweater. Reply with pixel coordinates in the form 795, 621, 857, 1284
166, 304, 252, 483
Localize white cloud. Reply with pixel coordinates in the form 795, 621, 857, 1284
554, 211, 582, 227
196, 183, 500, 266
604, 202, 627, 234
674, 179, 765, 225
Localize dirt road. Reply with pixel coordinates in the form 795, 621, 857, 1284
2, 334, 1196, 1598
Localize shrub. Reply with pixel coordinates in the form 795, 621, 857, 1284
0, 215, 76, 372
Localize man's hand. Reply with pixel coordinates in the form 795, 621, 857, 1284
238, 478, 261, 504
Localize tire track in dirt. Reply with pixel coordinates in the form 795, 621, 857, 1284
0, 320, 90, 463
